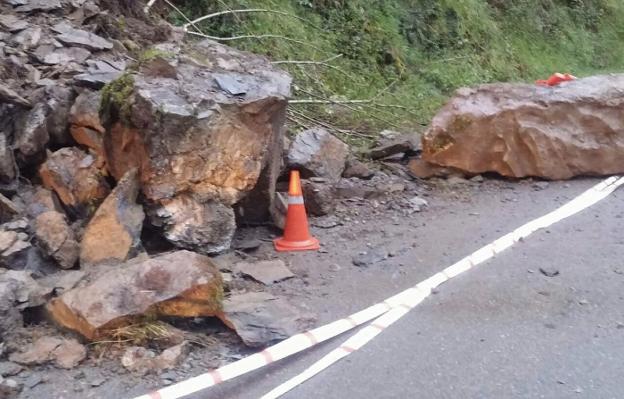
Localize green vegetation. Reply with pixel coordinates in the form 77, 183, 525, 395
138, 47, 176, 62
100, 73, 135, 122
168, 0, 624, 144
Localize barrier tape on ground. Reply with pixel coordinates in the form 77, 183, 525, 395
134, 177, 623, 399
260, 176, 624, 399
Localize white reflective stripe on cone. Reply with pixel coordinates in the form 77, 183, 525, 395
288, 196, 305, 205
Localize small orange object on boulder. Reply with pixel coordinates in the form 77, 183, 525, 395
536, 72, 577, 86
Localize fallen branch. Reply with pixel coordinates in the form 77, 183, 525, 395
273, 60, 353, 79
185, 31, 328, 54
292, 87, 401, 129
272, 54, 343, 65
144, 0, 157, 13
183, 9, 321, 31
163, 0, 207, 35
288, 109, 376, 139
289, 99, 372, 105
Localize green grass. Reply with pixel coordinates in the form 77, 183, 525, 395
168, 0, 624, 146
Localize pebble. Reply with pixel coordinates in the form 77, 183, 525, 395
539, 267, 560, 277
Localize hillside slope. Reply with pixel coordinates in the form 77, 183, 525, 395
168, 0, 624, 143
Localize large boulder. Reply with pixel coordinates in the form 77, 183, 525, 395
100, 41, 291, 254
80, 169, 144, 266
422, 74, 624, 179
47, 250, 223, 341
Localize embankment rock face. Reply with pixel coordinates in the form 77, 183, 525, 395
422, 74, 624, 179
101, 41, 291, 253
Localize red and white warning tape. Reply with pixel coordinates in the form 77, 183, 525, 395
134, 176, 624, 399
260, 176, 624, 398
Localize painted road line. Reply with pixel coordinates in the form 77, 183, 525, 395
260, 176, 624, 399
134, 177, 623, 399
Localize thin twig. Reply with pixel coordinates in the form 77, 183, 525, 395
287, 115, 311, 130
293, 87, 401, 129
185, 31, 328, 54
370, 79, 398, 101
273, 54, 343, 65
272, 61, 353, 79
289, 99, 372, 104
288, 109, 376, 139
162, 0, 206, 35
184, 9, 321, 31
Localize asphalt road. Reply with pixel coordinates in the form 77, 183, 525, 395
201, 181, 624, 399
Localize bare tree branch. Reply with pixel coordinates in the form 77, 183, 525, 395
185, 31, 328, 54
183, 9, 321, 31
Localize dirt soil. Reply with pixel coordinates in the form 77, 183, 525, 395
9, 175, 590, 399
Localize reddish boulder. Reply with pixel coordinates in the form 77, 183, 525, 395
423, 75, 624, 179
47, 250, 223, 341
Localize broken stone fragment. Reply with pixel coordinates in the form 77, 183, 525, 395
80, 169, 144, 266
301, 179, 335, 216
220, 292, 315, 347
45, 85, 76, 147
0, 233, 32, 270
0, 84, 32, 108
0, 194, 20, 224
18, 186, 62, 218
100, 40, 291, 254
9, 26, 41, 51
152, 195, 235, 255
367, 131, 421, 160
342, 158, 374, 180
407, 158, 457, 179
14, 0, 62, 12
14, 102, 49, 165
74, 71, 123, 89
9, 337, 86, 369
0, 15, 28, 32
0, 270, 48, 337
69, 90, 105, 166
121, 342, 189, 374
423, 74, 624, 179
0, 132, 16, 184
288, 128, 349, 182
35, 211, 79, 269
41, 47, 91, 65
53, 23, 113, 51
47, 250, 224, 341
234, 259, 294, 285
352, 248, 389, 267
39, 147, 110, 212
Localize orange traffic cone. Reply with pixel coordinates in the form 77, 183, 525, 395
274, 170, 320, 252
536, 72, 577, 87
